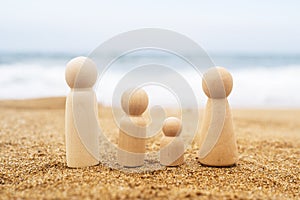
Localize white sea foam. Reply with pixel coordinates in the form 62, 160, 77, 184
0, 63, 68, 99
0, 61, 299, 108
231, 66, 300, 108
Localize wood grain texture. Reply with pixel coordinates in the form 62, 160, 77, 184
198, 99, 238, 166
65, 91, 99, 168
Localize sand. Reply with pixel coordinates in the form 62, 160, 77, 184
0, 97, 299, 199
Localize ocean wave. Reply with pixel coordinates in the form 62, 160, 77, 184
0, 62, 299, 108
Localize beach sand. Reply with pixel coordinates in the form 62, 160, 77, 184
0, 97, 299, 199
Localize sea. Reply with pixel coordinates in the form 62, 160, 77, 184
0, 51, 299, 109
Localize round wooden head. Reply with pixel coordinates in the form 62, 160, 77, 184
162, 117, 182, 137
121, 88, 148, 116
65, 56, 98, 89
202, 67, 233, 98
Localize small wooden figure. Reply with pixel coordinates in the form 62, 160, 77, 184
160, 117, 184, 166
198, 67, 238, 167
117, 88, 148, 167
65, 56, 99, 168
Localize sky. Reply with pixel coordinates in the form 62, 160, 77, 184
0, 0, 300, 54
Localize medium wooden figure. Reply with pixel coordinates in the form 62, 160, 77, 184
117, 88, 148, 167
198, 67, 238, 167
65, 56, 99, 168
160, 117, 184, 166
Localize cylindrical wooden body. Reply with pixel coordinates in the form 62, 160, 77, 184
65, 89, 99, 168
198, 98, 238, 166
160, 136, 184, 166
117, 116, 146, 167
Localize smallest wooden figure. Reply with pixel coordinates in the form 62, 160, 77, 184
160, 117, 184, 166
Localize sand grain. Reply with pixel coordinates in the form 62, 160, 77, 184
0, 99, 299, 199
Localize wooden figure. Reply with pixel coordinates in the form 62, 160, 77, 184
65, 56, 99, 168
117, 88, 148, 167
160, 117, 184, 166
198, 67, 238, 167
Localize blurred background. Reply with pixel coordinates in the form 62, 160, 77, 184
0, 0, 299, 108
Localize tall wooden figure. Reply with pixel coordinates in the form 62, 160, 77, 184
198, 67, 238, 167
160, 117, 184, 166
65, 56, 99, 168
117, 88, 148, 167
